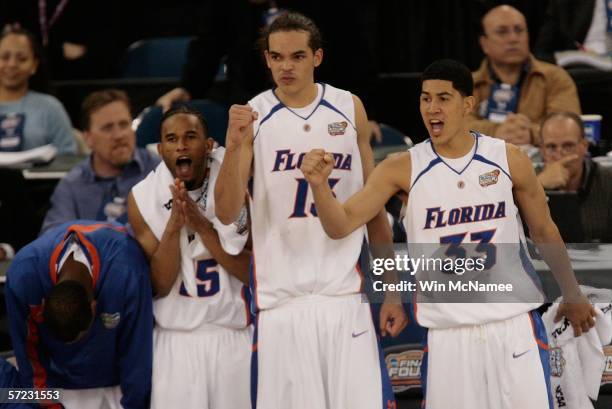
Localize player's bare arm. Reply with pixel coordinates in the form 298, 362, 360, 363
301, 150, 410, 239
354, 95, 393, 246
507, 144, 595, 336
176, 181, 251, 284
128, 187, 183, 297
353, 94, 408, 337
215, 104, 257, 225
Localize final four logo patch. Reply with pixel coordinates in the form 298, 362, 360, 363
101, 312, 121, 329
479, 169, 500, 187
328, 121, 348, 136
549, 347, 565, 377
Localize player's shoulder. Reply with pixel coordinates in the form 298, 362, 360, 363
502, 142, 534, 184
320, 83, 354, 106
472, 131, 504, 146
100, 234, 150, 283
408, 138, 435, 159
132, 161, 162, 194
6, 232, 58, 290
378, 150, 412, 176
248, 88, 278, 112
503, 141, 527, 162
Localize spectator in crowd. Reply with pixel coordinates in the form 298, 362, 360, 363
6, 221, 153, 409
537, 111, 612, 242
0, 1, 123, 79
469, 5, 582, 146
41, 89, 159, 233
534, 0, 612, 63
0, 27, 75, 153
156, 0, 270, 110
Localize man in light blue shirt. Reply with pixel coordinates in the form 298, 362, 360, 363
41, 89, 159, 233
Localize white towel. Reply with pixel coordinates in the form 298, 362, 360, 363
542, 286, 612, 409
132, 146, 248, 296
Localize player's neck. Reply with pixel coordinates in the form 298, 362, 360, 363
275, 82, 318, 108
187, 166, 210, 192
436, 131, 475, 159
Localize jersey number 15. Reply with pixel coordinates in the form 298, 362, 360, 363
179, 258, 220, 297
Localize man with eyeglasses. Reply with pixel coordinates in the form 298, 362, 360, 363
538, 111, 612, 242
469, 5, 582, 146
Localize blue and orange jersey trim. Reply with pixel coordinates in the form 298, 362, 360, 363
528, 312, 549, 351
249, 252, 260, 312
48, 223, 125, 287
241, 285, 252, 326
26, 305, 62, 409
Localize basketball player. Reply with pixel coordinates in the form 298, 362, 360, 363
6, 220, 153, 409
215, 11, 407, 409
128, 107, 252, 409
299, 59, 596, 409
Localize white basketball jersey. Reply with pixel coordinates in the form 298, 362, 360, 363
248, 83, 366, 310
403, 133, 543, 328
132, 150, 251, 331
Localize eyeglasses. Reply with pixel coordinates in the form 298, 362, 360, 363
543, 142, 578, 155
487, 26, 527, 39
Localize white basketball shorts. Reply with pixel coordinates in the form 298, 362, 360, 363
422, 310, 551, 409
151, 324, 252, 409
252, 293, 396, 409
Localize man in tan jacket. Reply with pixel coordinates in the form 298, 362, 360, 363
470, 5, 581, 146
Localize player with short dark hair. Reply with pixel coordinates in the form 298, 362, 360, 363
129, 107, 252, 409
215, 11, 407, 409
300, 58, 595, 409
43, 280, 94, 343
6, 221, 153, 409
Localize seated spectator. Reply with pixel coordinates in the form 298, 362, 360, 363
469, 5, 582, 146
6, 221, 153, 409
41, 89, 159, 233
537, 112, 612, 242
534, 0, 612, 63
0, 27, 76, 154
1, 2, 123, 80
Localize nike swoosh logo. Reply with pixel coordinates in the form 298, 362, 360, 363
352, 330, 368, 338
512, 350, 530, 359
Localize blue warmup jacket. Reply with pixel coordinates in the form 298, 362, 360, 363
5, 221, 153, 409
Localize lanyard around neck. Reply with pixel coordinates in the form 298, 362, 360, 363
38, 0, 70, 46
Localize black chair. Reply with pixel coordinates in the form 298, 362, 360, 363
119, 37, 194, 79
134, 100, 229, 147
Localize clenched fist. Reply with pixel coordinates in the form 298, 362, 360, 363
300, 149, 334, 187
226, 105, 258, 148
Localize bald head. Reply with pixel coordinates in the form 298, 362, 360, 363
480, 5, 530, 67
482, 5, 525, 31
